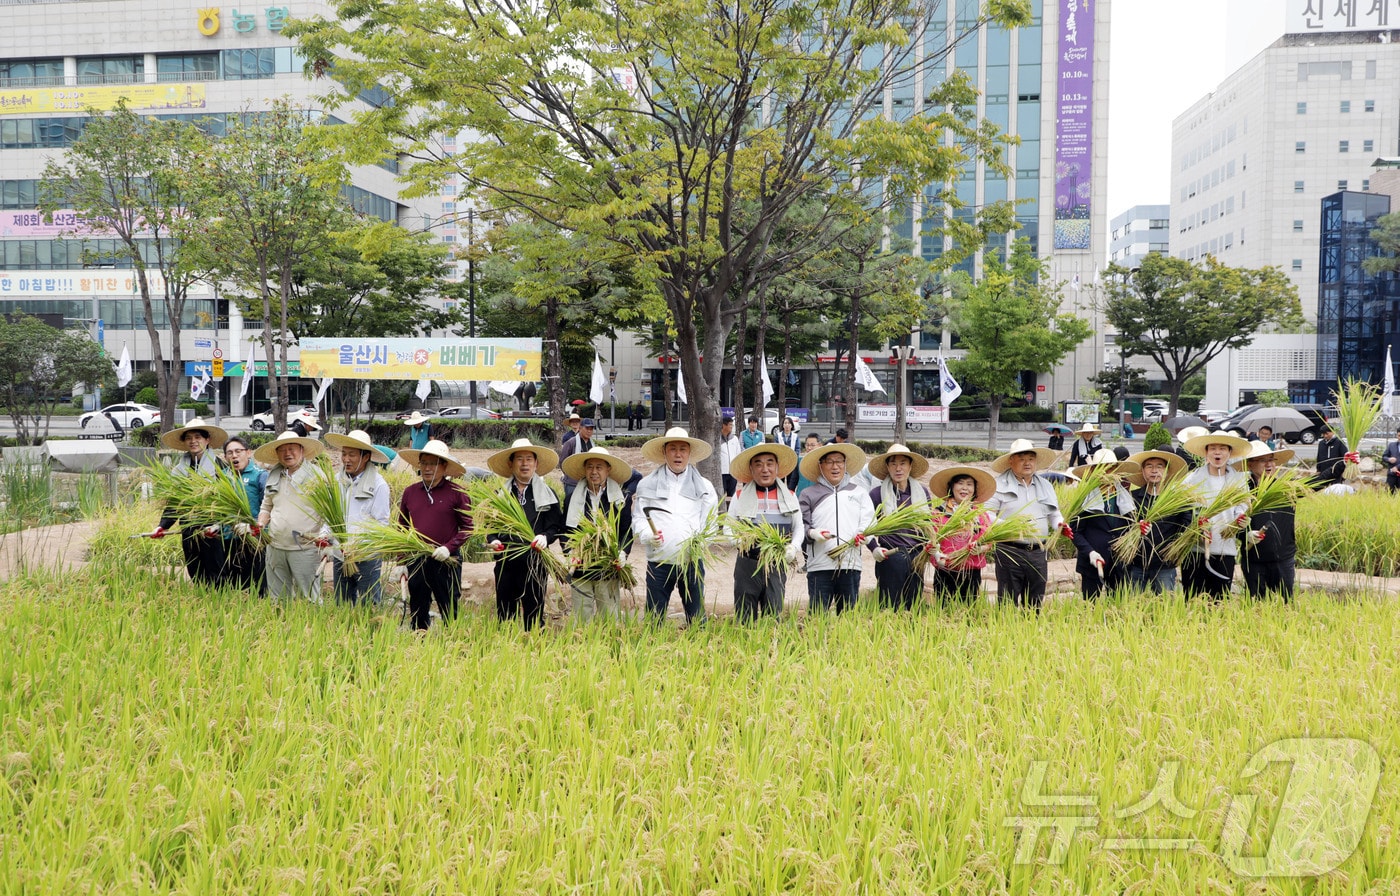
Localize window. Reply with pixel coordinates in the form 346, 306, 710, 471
156, 53, 219, 80
1341, 100, 1351, 113
1366, 99, 1376, 112
0, 59, 64, 86
1339, 140, 1350, 152
0, 179, 39, 209
1363, 179, 1371, 191
1291, 259, 1303, 271
76, 55, 143, 84
1297, 101, 1307, 114
1294, 180, 1305, 193
1338, 179, 1348, 190
1295, 141, 1306, 153
1364, 139, 1374, 152
1293, 219, 1304, 232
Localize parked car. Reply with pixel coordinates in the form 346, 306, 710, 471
436, 406, 501, 419
250, 407, 318, 431
79, 403, 161, 429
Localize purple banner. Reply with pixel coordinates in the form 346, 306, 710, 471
1054, 0, 1094, 250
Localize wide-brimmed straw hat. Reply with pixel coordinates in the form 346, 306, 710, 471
402, 411, 430, 426
324, 429, 390, 465
1233, 439, 1296, 470
867, 443, 930, 480
1174, 425, 1210, 445
797, 443, 868, 482
561, 446, 631, 483
731, 443, 798, 482
989, 438, 1059, 474
400, 438, 467, 478
1072, 447, 1141, 480
1125, 449, 1187, 486
928, 465, 997, 503
641, 427, 712, 464
1183, 430, 1251, 459
486, 438, 559, 478
161, 418, 229, 450
1073, 422, 1103, 437
252, 430, 324, 466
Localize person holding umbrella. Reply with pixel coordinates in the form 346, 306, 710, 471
150, 418, 231, 585
1045, 423, 1068, 452
1068, 450, 1140, 600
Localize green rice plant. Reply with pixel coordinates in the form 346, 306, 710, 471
1047, 465, 1108, 553
1164, 479, 1254, 564
302, 456, 353, 572
84, 502, 183, 571
1335, 377, 1382, 480
567, 504, 639, 588
826, 500, 932, 561
1, 461, 53, 527
350, 519, 454, 566
139, 457, 220, 530
72, 472, 110, 520
1245, 469, 1315, 518
723, 515, 796, 577
465, 479, 572, 584
379, 465, 418, 506
1111, 475, 1201, 564
674, 508, 725, 571
919, 499, 985, 571
1296, 491, 1400, 575
940, 506, 1037, 569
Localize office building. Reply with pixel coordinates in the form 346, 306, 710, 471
1109, 204, 1170, 268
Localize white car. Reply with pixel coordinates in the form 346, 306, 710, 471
250, 407, 319, 431
79, 403, 161, 429
745, 408, 801, 438
436, 406, 502, 419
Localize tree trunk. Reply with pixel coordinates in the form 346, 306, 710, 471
894, 346, 905, 442
732, 303, 748, 415
988, 395, 1002, 449
752, 291, 769, 423
778, 325, 792, 421
134, 267, 176, 433
660, 349, 673, 431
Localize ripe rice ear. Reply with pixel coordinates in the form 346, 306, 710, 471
724, 515, 797, 577
567, 505, 638, 589
1164, 479, 1253, 564
465, 479, 572, 584
1334, 378, 1382, 481
350, 520, 453, 565
941, 510, 1035, 569
1047, 465, 1109, 553
826, 500, 932, 561
1110, 476, 1201, 564
301, 456, 353, 573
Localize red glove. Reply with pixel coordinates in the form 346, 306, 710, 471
1138, 520, 1151, 535
852, 533, 866, 546
1059, 523, 1074, 539
314, 537, 332, 549
202, 525, 221, 538
1234, 514, 1248, 528
149, 526, 166, 539
250, 524, 262, 537
490, 540, 505, 553
1345, 451, 1361, 464
1197, 516, 1212, 529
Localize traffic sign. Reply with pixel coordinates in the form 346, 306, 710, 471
213, 348, 223, 359
212, 358, 224, 381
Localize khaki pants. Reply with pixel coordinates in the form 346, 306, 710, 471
571, 577, 621, 622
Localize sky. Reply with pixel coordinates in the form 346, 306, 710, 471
1106, 0, 1285, 218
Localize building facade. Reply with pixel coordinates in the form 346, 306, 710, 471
1108, 204, 1170, 268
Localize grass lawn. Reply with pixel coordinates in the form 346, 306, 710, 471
1, 567, 1396, 894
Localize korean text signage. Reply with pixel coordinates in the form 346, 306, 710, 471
197, 6, 290, 35
300, 337, 542, 381
1289, 0, 1399, 32
1053, 0, 1094, 251
0, 271, 213, 297
0, 84, 206, 117
856, 405, 949, 424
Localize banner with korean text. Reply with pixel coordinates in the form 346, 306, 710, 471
299, 337, 542, 381
0, 83, 207, 117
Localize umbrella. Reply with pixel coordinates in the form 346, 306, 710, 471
1162, 415, 1207, 434
1235, 407, 1311, 435
571, 399, 587, 406
1043, 423, 1072, 434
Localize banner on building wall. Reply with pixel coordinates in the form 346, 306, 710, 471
1053, 0, 1094, 251
856, 405, 949, 424
299, 337, 542, 381
0, 271, 213, 297
0, 83, 207, 117
1287, 0, 1399, 33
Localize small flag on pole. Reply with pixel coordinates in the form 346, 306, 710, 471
938, 356, 962, 406
240, 339, 259, 398
759, 353, 774, 406
1384, 345, 1395, 417
590, 354, 607, 405
115, 344, 132, 388
854, 356, 886, 394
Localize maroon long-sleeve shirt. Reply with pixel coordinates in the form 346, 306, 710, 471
397, 479, 472, 555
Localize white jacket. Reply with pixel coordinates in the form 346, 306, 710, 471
1182, 466, 1249, 557
631, 466, 718, 564
798, 476, 874, 572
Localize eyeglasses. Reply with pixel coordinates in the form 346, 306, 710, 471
225, 448, 247, 454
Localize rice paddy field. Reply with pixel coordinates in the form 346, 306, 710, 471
2, 559, 1398, 894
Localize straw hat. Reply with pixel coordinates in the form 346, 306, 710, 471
324, 429, 390, 465
485, 438, 559, 478
1174, 425, 1210, 445
160, 418, 229, 450
928, 465, 997, 503
1073, 421, 1103, 437
989, 438, 1059, 474
402, 411, 430, 426
867, 443, 930, 481
797, 443, 868, 482
400, 438, 467, 478
1124, 449, 1187, 486
1072, 447, 1141, 480
252, 430, 324, 466
641, 427, 713, 464
1183, 430, 1250, 459
561, 446, 632, 484
731, 443, 798, 482
1233, 439, 1296, 470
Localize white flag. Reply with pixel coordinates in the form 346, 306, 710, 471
313, 376, 334, 406
677, 367, 688, 405
240, 339, 260, 398
758, 353, 774, 406
1385, 345, 1395, 417
938, 356, 962, 406
115, 344, 132, 388
854, 356, 886, 394
191, 372, 210, 400
590, 354, 607, 405
1070, 274, 1082, 293
415, 377, 432, 403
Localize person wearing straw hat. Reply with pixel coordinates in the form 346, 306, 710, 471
1235, 440, 1300, 601
149, 418, 232, 586
927, 466, 997, 604
1173, 425, 1209, 471
397, 439, 473, 630
864, 444, 933, 610
797, 442, 872, 613
560, 412, 583, 449
561, 447, 634, 623
726, 443, 803, 621
1180, 430, 1252, 600
558, 418, 598, 501
225, 435, 268, 594
985, 438, 1071, 609
253, 430, 331, 600
1068, 449, 1140, 600
1124, 449, 1190, 593
402, 411, 432, 451
485, 438, 564, 630
324, 430, 392, 606
632, 427, 719, 625
1067, 422, 1104, 468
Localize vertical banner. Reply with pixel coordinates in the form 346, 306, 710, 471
1054, 0, 1094, 250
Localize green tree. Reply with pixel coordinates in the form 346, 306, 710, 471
1362, 211, 1400, 276
0, 315, 114, 444
947, 239, 1091, 447
1103, 254, 1303, 416
38, 102, 208, 433
290, 0, 1028, 481
1087, 365, 1149, 412
1256, 389, 1291, 408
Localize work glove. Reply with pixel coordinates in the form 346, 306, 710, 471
489, 540, 505, 553
808, 528, 833, 543
1345, 451, 1361, 464
432, 545, 451, 562
784, 545, 802, 564
852, 533, 867, 547
202, 525, 222, 538
1059, 523, 1074, 540
612, 555, 627, 570
1234, 513, 1249, 528
149, 526, 166, 539
1246, 529, 1267, 547
872, 547, 890, 562
319, 544, 336, 561
234, 522, 261, 537
969, 543, 988, 556
314, 536, 332, 549
1138, 520, 1151, 535
1089, 550, 1105, 569
530, 534, 548, 551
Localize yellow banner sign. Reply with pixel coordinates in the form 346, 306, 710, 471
0, 83, 208, 117
299, 338, 542, 381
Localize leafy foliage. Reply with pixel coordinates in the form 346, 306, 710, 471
0, 315, 114, 444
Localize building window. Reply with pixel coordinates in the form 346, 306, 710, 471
1291, 259, 1303, 271
1340, 100, 1351, 113
1296, 101, 1307, 114
1364, 139, 1375, 152
1294, 181, 1305, 193
1293, 219, 1304, 232
1363, 179, 1371, 191
75, 55, 144, 84
1366, 99, 1376, 112
1295, 141, 1306, 153
0, 179, 39, 209
1339, 140, 1349, 152
1339, 179, 1348, 190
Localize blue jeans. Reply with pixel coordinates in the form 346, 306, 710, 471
807, 569, 860, 613
1127, 565, 1176, 594
333, 557, 383, 606
645, 560, 706, 624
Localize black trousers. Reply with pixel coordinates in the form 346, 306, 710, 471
933, 566, 983, 604
873, 546, 923, 610
180, 529, 227, 586
495, 554, 548, 629
733, 554, 786, 621
1240, 556, 1295, 601
1182, 552, 1235, 600
993, 544, 1047, 608
1079, 560, 1129, 600
223, 539, 266, 595
407, 556, 461, 630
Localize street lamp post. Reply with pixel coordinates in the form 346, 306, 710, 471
466, 208, 478, 420
1118, 348, 1128, 436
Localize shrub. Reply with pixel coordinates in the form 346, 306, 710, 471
129, 423, 161, 447
351, 418, 556, 449
851, 440, 1002, 463
178, 401, 211, 416
134, 387, 159, 405
1142, 422, 1171, 451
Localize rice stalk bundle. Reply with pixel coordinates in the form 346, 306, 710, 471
1046, 465, 1109, 553
1164, 479, 1254, 564
941, 511, 1038, 569
379, 466, 418, 507
675, 509, 725, 571
349, 520, 453, 565
140, 458, 219, 530
1247, 469, 1314, 517
1334, 378, 1382, 480
724, 515, 797, 577
918, 500, 984, 572
465, 480, 572, 584
825, 500, 933, 561
302, 456, 353, 573
566, 504, 638, 589
1110, 476, 1202, 564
